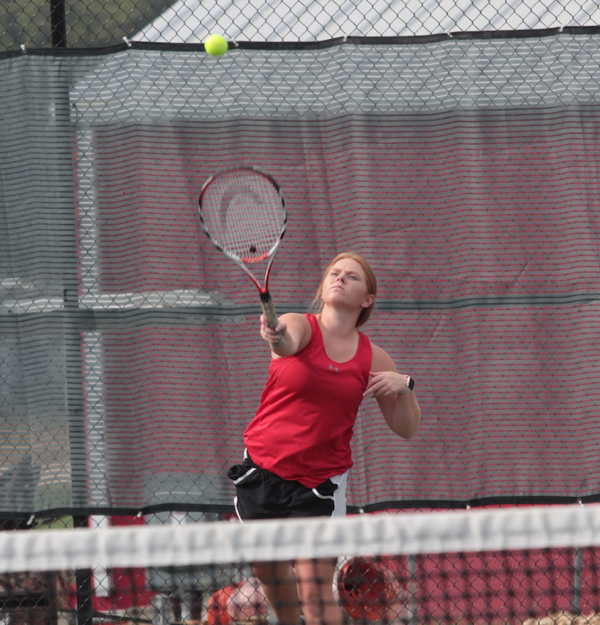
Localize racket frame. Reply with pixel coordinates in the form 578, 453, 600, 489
199, 166, 287, 336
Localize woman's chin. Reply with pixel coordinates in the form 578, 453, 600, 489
323, 296, 360, 310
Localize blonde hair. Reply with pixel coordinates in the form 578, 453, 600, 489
311, 252, 378, 328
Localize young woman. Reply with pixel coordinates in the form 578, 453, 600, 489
227, 252, 420, 625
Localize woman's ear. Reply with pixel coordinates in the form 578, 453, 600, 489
361, 294, 376, 309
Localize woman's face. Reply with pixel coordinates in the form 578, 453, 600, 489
321, 258, 374, 310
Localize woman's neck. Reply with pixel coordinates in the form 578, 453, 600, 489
318, 307, 359, 339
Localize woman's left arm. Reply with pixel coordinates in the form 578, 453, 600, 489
364, 345, 421, 439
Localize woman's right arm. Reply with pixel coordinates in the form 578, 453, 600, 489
260, 312, 311, 358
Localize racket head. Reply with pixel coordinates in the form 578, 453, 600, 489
199, 166, 287, 270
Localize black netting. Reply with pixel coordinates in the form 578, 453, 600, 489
0, 511, 599, 625
1, 548, 600, 625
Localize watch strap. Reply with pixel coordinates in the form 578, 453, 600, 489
402, 375, 415, 394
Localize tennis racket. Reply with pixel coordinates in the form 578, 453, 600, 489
199, 166, 287, 343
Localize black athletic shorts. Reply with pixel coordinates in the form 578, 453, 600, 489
227, 453, 340, 521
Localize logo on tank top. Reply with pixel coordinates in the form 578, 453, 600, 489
328, 364, 339, 372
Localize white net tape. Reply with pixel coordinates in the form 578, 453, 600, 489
2, 505, 599, 573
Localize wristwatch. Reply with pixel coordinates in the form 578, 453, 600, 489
402, 376, 415, 394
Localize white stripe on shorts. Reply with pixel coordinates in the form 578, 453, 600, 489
329, 471, 348, 517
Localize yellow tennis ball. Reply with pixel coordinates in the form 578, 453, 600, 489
204, 34, 228, 57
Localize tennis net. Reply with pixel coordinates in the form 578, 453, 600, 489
1, 506, 599, 625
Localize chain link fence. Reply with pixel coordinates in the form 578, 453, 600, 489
2, 29, 600, 518
3, 0, 600, 50
2, 1, 600, 504
2, 1, 600, 623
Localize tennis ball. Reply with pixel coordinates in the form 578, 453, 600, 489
204, 34, 228, 57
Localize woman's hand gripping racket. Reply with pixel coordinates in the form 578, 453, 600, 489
199, 166, 287, 344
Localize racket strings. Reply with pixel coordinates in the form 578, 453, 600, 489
202, 170, 284, 263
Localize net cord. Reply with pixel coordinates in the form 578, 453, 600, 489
1, 505, 599, 574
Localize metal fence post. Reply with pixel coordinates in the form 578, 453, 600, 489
572, 547, 583, 615
50, 7, 95, 624
50, 0, 67, 47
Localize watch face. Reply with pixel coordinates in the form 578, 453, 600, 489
408, 377, 415, 390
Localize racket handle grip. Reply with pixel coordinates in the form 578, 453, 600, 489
260, 291, 284, 345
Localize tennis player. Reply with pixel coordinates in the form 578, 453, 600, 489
227, 252, 420, 625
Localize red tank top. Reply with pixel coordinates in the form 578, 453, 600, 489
244, 314, 372, 488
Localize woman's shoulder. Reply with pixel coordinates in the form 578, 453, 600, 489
279, 312, 313, 328
278, 312, 313, 354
